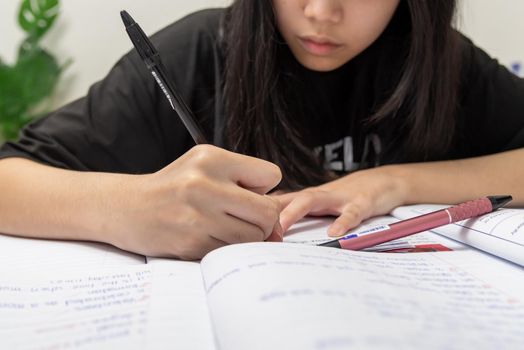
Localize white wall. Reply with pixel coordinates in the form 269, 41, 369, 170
457, 0, 524, 76
0, 0, 231, 110
1, 0, 523, 110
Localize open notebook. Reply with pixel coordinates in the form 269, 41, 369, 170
1, 206, 523, 349
392, 205, 524, 266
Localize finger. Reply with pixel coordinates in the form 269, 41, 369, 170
280, 191, 345, 232
273, 189, 336, 213
272, 191, 300, 209
225, 153, 282, 195
279, 193, 319, 232
182, 145, 282, 194
215, 185, 281, 239
210, 212, 269, 244
328, 204, 367, 237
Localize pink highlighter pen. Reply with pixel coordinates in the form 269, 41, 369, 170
319, 195, 512, 251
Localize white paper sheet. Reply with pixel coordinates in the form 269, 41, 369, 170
201, 242, 524, 350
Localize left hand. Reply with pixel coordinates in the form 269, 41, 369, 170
273, 165, 409, 237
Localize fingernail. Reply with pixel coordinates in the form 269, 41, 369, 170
328, 224, 345, 237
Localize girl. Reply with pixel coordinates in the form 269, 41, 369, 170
0, 0, 523, 260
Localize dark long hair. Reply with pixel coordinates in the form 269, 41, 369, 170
222, 0, 461, 190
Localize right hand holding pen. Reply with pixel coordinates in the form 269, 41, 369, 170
108, 145, 283, 260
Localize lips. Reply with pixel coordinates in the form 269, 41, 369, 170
298, 36, 342, 56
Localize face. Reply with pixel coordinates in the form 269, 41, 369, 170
273, 0, 401, 71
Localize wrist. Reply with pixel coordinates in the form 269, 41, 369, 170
379, 164, 413, 206
79, 172, 143, 246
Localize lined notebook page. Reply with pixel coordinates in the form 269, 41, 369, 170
0, 262, 215, 349
201, 242, 524, 350
146, 259, 215, 349
0, 233, 144, 273
0, 265, 153, 349
392, 205, 524, 266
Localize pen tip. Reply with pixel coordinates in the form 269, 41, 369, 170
319, 240, 342, 248
488, 195, 513, 210
120, 10, 135, 27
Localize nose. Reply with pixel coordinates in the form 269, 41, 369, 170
303, 0, 343, 24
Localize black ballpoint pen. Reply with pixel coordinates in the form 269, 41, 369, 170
120, 10, 208, 144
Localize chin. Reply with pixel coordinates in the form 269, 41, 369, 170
296, 56, 347, 72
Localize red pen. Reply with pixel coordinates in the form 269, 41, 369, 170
319, 195, 512, 250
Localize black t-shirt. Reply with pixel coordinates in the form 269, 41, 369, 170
1, 8, 524, 175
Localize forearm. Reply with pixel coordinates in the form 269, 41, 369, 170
0, 146, 283, 259
388, 148, 524, 206
0, 157, 135, 243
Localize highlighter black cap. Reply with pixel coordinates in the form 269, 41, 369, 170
488, 195, 512, 210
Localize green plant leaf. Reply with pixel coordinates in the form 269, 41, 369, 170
0, 0, 67, 141
0, 63, 27, 124
18, 0, 60, 40
15, 47, 62, 111
0, 47, 64, 138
